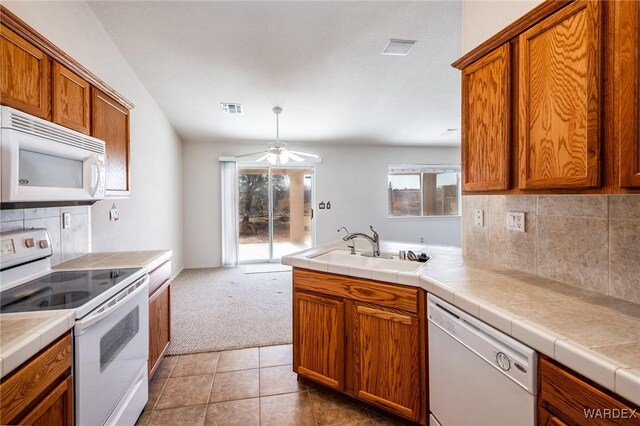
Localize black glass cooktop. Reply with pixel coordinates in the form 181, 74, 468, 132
0, 268, 141, 313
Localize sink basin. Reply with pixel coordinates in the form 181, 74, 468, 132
311, 249, 424, 273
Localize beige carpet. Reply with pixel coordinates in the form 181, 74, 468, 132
166, 267, 292, 355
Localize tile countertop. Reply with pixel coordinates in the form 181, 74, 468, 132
283, 240, 640, 406
53, 249, 172, 273
0, 311, 75, 379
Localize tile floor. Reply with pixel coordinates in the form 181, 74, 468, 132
137, 344, 409, 426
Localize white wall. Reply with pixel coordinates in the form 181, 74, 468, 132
183, 140, 461, 268
4, 1, 184, 276
462, 0, 544, 54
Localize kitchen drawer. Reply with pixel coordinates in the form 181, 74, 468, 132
293, 268, 418, 313
149, 260, 171, 296
0, 333, 72, 425
539, 357, 640, 425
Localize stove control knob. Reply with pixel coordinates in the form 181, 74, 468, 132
25, 238, 35, 248
496, 352, 511, 371
39, 240, 50, 249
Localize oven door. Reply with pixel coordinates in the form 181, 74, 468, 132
74, 276, 149, 426
1, 111, 106, 203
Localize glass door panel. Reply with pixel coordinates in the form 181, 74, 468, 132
238, 167, 270, 262
238, 166, 314, 263
272, 168, 314, 260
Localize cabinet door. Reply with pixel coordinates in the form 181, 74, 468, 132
462, 44, 511, 191
518, 0, 602, 189
149, 280, 171, 378
0, 25, 50, 119
91, 88, 130, 193
52, 62, 90, 134
16, 376, 73, 426
614, 0, 640, 188
539, 408, 568, 426
353, 304, 421, 421
293, 291, 345, 390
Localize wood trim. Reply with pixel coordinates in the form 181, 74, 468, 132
0, 333, 72, 425
355, 305, 413, 325
518, 0, 602, 189
293, 268, 418, 313
298, 366, 340, 389
0, 5, 134, 110
357, 390, 414, 418
452, 0, 574, 70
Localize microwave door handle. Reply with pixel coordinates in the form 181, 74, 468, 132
90, 161, 104, 197
76, 276, 149, 333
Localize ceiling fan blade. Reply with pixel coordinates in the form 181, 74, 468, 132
288, 150, 320, 159
234, 150, 266, 158
256, 153, 271, 162
286, 151, 305, 162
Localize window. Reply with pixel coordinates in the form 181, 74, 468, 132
388, 165, 460, 217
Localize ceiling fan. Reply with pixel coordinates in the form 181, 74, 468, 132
235, 107, 320, 165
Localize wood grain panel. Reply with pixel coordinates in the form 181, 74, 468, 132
352, 303, 421, 421
293, 268, 418, 313
0, 5, 133, 110
149, 280, 171, 379
91, 88, 130, 193
16, 376, 73, 426
539, 357, 640, 425
293, 290, 345, 391
0, 24, 50, 119
53, 62, 90, 134
0, 333, 72, 425
462, 44, 511, 191
519, 0, 602, 189
614, 0, 640, 188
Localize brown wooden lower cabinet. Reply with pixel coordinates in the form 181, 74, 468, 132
148, 260, 172, 379
0, 333, 73, 426
539, 357, 640, 425
293, 268, 427, 425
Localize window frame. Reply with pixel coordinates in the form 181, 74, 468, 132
387, 164, 462, 220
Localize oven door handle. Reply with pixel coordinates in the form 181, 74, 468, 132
76, 276, 149, 333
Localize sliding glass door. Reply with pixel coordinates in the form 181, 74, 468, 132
238, 166, 314, 263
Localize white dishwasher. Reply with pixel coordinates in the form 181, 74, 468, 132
427, 294, 537, 426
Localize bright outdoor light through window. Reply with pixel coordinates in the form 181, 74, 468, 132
388, 165, 461, 217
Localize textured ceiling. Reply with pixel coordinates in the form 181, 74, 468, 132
89, 1, 462, 146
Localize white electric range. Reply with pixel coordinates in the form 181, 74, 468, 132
0, 228, 150, 426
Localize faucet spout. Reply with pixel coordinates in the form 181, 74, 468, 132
339, 225, 381, 257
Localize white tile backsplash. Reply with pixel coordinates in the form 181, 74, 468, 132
1, 206, 90, 266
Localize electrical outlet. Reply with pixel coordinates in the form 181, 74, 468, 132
474, 209, 484, 227
62, 213, 71, 229
507, 211, 526, 232
109, 204, 119, 222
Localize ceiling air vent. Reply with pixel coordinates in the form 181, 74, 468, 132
221, 103, 243, 114
382, 39, 417, 56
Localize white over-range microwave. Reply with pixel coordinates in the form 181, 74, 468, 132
0, 106, 106, 203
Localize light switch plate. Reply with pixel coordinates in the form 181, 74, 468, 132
474, 209, 484, 227
507, 211, 525, 232
62, 213, 71, 229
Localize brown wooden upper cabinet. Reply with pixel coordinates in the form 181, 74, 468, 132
614, 0, 640, 188
91, 88, 130, 194
462, 44, 511, 191
53, 62, 91, 134
518, 0, 602, 189
0, 24, 50, 119
293, 291, 345, 391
